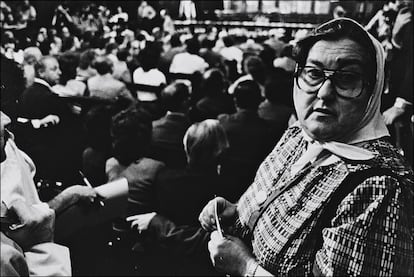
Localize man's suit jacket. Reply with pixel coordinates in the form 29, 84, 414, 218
149, 113, 191, 168
19, 82, 73, 122
18, 82, 83, 183
218, 110, 274, 202
154, 166, 221, 226
87, 74, 134, 101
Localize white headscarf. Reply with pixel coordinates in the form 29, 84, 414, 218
291, 18, 389, 176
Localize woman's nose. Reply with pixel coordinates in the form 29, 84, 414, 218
316, 78, 335, 100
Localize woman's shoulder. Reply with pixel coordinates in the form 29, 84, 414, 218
345, 138, 413, 188
358, 138, 412, 174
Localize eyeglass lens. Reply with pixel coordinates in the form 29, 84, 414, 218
297, 67, 364, 99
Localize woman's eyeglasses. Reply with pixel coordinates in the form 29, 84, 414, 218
295, 66, 368, 99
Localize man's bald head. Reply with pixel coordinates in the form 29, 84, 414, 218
34, 56, 61, 86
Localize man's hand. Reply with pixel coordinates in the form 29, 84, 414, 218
5, 200, 55, 251
383, 106, 405, 125
198, 197, 237, 232
31, 115, 60, 129
208, 231, 255, 276
40, 115, 60, 127
126, 212, 157, 234
48, 185, 97, 214
392, 8, 412, 46
62, 185, 97, 204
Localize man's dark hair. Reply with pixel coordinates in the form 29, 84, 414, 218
234, 80, 262, 110
200, 38, 215, 49
93, 57, 113, 75
161, 81, 190, 112
110, 105, 153, 166
201, 68, 225, 97
57, 51, 80, 85
138, 41, 162, 71
185, 37, 200, 55
170, 33, 182, 48
265, 68, 293, 106
79, 49, 96, 70
105, 42, 119, 54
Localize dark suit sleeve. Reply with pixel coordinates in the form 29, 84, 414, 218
148, 214, 210, 259
390, 21, 413, 104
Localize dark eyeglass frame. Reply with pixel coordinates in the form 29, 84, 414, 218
294, 65, 369, 100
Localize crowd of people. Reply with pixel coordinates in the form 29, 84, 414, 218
1, 0, 412, 276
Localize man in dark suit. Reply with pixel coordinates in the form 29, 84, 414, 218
149, 81, 191, 168
382, 4, 413, 165
18, 56, 83, 183
218, 80, 273, 202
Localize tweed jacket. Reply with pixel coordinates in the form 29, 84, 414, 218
231, 126, 413, 276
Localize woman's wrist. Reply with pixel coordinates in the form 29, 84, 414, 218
244, 258, 259, 277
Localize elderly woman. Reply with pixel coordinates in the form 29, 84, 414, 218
199, 18, 413, 276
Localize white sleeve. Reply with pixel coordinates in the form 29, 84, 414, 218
25, 242, 71, 276
169, 56, 179, 73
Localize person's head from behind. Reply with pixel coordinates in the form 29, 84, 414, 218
222, 35, 235, 47
292, 18, 379, 142
265, 68, 293, 106
200, 37, 215, 50
170, 33, 182, 48
201, 68, 226, 97
233, 80, 263, 111
57, 51, 80, 85
280, 44, 293, 58
110, 106, 152, 166
93, 56, 113, 75
185, 37, 200, 55
138, 41, 162, 72
117, 47, 130, 62
79, 49, 97, 70
105, 42, 119, 55
259, 44, 276, 69
161, 81, 190, 113
183, 119, 229, 168
34, 56, 61, 86
84, 104, 117, 152
243, 55, 265, 84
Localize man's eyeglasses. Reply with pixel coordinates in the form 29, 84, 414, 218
295, 66, 368, 99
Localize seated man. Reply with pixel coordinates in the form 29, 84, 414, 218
149, 81, 191, 168
1, 199, 70, 276
1, 111, 97, 214
1, 111, 97, 275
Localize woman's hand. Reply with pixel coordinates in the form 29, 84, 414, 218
126, 212, 157, 233
208, 231, 255, 276
198, 197, 237, 232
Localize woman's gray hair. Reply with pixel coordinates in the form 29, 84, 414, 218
183, 119, 229, 167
